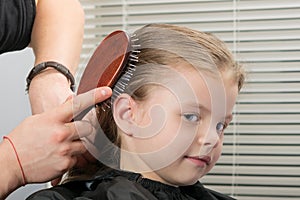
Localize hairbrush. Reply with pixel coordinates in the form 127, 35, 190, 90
75, 30, 139, 119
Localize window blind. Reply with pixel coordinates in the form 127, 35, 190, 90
78, 1, 300, 199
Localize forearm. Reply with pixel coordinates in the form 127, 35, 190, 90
0, 140, 23, 199
28, 0, 85, 114
30, 0, 84, 73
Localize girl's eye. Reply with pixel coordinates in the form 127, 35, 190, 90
216, 122, 227, 134
183, 113, 200, 122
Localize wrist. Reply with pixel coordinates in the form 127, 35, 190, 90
28, 69, 72, 96
26, 61, 75, 92
0, 139, 24, 198
28, 71, 74, 114
28, 67, 75, 98
29, 67, 71, 86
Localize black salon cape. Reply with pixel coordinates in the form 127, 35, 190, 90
27, 169, 236, 200
0, 0, 36, 54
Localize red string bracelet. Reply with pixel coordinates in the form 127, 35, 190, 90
3, 136, 26, 186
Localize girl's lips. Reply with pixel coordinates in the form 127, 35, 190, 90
185, 155, 211, 167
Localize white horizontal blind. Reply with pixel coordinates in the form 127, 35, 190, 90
223, 1, 300, 199
78, 0, 300, 199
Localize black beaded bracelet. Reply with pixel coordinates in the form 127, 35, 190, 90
26, 61, 75, 92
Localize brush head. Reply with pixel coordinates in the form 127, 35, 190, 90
74, 31, 131, 119
77, 30, 131, 95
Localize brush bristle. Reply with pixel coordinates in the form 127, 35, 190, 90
101, 32, 140, 111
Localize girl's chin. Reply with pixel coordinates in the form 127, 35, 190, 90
168, 176, 200, 187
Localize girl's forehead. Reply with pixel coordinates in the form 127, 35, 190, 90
142, 66, 237, 115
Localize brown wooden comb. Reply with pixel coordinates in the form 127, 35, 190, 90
77, 30, 131, 95
75, 31, 131, 120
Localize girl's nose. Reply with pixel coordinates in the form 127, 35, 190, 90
197, 124, 221, 155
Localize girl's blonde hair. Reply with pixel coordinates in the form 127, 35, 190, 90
67, 23, 245, 181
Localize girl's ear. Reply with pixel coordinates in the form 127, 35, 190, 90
113, 93, 136, 135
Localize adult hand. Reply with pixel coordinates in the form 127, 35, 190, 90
50, 107, 102, 186
7, 87, 112, 184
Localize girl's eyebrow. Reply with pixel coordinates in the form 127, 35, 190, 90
181, 102, 210, 112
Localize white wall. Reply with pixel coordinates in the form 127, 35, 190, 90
0, 48, 45, 199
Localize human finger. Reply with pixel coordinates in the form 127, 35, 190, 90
55, 87, 112, 122
66, 120, 97, 140
72, 87, 112, 119
69, 140, 87, 156
81, 108, 100, 129
80, 135, 101, 162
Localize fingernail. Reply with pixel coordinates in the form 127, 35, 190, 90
98, 87, 112, 97
101, 88, 107, 96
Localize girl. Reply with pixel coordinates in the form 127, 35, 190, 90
27, 24, 245, 200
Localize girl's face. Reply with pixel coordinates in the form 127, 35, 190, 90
119, 64, 239, 186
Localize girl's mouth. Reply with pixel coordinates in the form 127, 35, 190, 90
185, 155, 211, 167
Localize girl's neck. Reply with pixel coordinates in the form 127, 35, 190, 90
120, 152, 178, 187
120, 151, 152, 172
